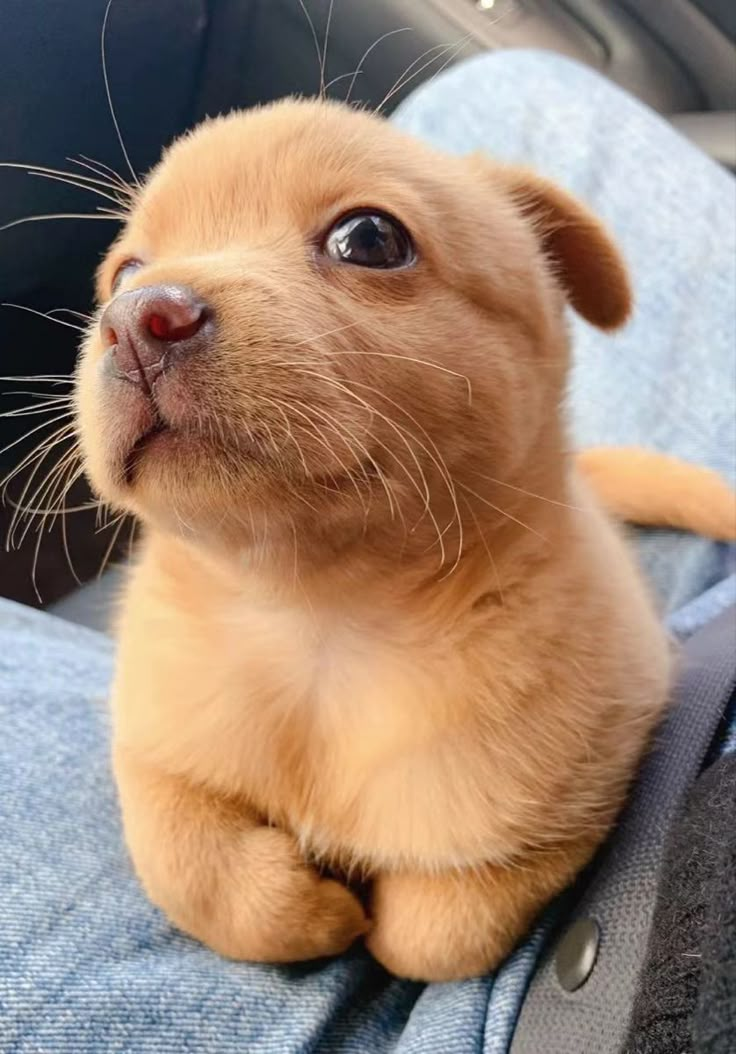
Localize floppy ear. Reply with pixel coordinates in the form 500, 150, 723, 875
478, 160, 632, 330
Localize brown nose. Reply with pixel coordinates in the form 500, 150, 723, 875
100, 284, 210, 390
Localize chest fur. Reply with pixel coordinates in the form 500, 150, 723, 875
113, 527, 670, 874
113, 591, 532, 870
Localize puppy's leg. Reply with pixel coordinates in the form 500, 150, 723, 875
367, 842, 594, 981
115, 747, 368, 961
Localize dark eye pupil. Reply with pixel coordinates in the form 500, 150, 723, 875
357, 219, 381, 250
325, 212, 413, 269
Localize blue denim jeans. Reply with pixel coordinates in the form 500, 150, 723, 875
1, 50, 735, 1054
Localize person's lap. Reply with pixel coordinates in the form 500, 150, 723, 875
1, 50, 735, 1053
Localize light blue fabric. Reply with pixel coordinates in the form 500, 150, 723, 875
1, 50, 735, 1053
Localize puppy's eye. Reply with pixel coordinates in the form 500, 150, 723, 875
110, 258, 143, 295
323, 211, 414, 269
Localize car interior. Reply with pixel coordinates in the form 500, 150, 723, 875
1, 0, 734, 630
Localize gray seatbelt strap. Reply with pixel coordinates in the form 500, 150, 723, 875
511, 605, 736, 1054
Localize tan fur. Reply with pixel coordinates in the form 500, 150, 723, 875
577, 447, 736, 541
73, 99, 730, 981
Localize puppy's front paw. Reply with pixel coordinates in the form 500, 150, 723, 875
368, 840, 594, 981
367, 869, 513, 982
295, 873, 370, 960
212, 827, 369, 963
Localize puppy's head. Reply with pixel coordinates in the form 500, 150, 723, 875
75, 99, 630, 568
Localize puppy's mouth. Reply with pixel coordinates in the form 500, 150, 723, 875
123, 417, 172, 484
119, 405, 266, 487
112, 381, 380, 499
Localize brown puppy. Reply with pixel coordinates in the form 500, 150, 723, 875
74, 99, 735, 981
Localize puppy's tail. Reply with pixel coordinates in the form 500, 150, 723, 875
576, 446, 736, 541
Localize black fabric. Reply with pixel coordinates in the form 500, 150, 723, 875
694, 754, 736, 1053
625, 750, 736, 1053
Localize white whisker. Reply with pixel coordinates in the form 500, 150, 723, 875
28, 169, 128, 208
323, 70, 362, 94
344, 27, 413, 104
458, 481, 548, 542
280, 348, 473, 406
97, 511, 128, 580
290, 398, 371, 518
0, 399, 73, 419
289, 368, 448, 567
375, 37, 470, 114
319, 0, 335, 98
72, 154, 134, 195
0, 374, 74, 386
0, 160, 131, 195
304, 370, 464, 573
461, 494, 505, 606
0, 211, 123, 234
466, 467, 584, 512
296, 0, 324, 98
47, 307, 95, 323
1, 422, 76, 501
101, 0, 140, 186
2, 301, 86, 332
0, 410, 76, 459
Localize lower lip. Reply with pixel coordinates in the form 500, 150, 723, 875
122, 424, 268, 485
123, 424, 173, 484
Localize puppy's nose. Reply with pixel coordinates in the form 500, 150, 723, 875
100, 284, 209, 389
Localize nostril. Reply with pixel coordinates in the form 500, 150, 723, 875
148, 314, 172, 340
146, 307, 206, 343
102, 326, 118, 349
